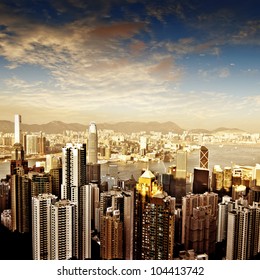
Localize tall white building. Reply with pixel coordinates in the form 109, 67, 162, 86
226, 202, 260, 260
50, 199, 77, 260
217, 196, 232, 242
32, 193, 57, 260
79, 184, 92, 259
14, 114, 21, 144
61, 143, 92, 260
61, 143, 86, 200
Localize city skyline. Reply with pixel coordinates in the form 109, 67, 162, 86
0, 0, 260, 131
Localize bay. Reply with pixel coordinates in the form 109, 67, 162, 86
1, 144, 260, 180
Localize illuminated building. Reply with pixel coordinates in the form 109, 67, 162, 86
232, 185, 246, 200
211, 165, 223, 192
133, 170, 175, 260
223, 167, 232, 193
100, 208, 123, 260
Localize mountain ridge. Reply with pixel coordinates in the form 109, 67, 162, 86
0, 120, 246, 134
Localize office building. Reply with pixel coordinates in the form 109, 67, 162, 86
87, 122, 98, 164
26, 135, 38, 155
32, 193, 58, 260
139, 136, 147, 156
133, 170, 175, 260
211, 165, 223, 192
86, 163, 101, 185
14, 114, 21, 144
175, 150, 187, 205
161, 173, 175, 197
38, 132, 46, 155
10, 143, 28, 176
232, 185, 246, 200
49, 167, 62, 199
45, 155, 62, 173
200, 146, 209, 169
193, 168, 210, 194
11, 168, 31, 233
223, 167, 232, 193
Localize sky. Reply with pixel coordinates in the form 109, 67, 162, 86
0, 0, 260, 132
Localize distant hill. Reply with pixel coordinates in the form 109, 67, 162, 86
211, 127, 246, 134
189, 127, 245, 134
0, 120, 245, 134
0, 120, 184, 134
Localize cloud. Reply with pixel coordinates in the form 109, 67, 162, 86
148, 57, 183, 81
89, 22, 146, 39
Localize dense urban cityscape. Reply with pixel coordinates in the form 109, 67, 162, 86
0, 114, 259, 260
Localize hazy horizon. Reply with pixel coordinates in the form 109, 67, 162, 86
0, 1, 260, 131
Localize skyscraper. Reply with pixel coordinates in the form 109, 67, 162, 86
86, 163, 101, 184
14, 114, 21, 144
61, 143, 92, 260
175, 150, 187, 205
61, 143, 86, 200
200, 146, 209, 169
100, 186, 133, 259
193, 167, 210, 194
217, 196, 232, 243
32, 193, 58, 260
50, 199, 77, 260
182, 192, 218, 256
11, 168, 31, 233
133, 170, 175, 260
26, 135, 38, 155
30, 173, 52, 198
87, 122, 98, 164
226, 201, 260, 260
100, 208, 123, 260
78, 184, 92, 260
